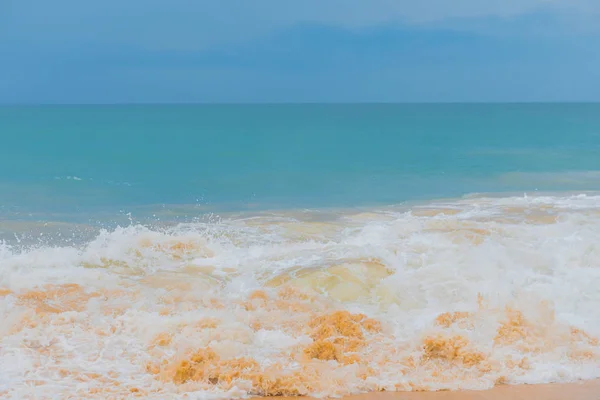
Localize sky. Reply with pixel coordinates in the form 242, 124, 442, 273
1, 0, 600, 103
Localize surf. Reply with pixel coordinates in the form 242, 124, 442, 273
1, 194, 600, 398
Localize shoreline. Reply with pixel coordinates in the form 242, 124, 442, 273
5, 190, 600, 223
283, 380, 600, 400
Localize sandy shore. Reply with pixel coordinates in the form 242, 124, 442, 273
284, 380, 600, 400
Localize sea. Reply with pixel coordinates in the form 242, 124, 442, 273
1, 104, 600, 399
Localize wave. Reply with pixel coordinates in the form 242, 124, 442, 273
2, 194, 600, 398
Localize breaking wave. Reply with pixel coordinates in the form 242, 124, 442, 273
2, 194, 600, 398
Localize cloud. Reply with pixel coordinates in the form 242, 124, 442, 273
2, 0, 599, 103
2, 0, 599, 52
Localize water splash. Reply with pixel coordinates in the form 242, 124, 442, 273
2, 194, 600, 398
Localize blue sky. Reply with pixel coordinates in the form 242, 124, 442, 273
1, 0, 599, 103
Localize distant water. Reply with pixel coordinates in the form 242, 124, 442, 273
2, 104, 600, 398
2, 104, 600, 219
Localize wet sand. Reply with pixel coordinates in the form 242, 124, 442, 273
286, 380, 600, 400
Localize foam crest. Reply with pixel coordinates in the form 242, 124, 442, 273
2, 194, 600, 398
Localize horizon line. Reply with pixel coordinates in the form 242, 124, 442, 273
1, 101, 600, 106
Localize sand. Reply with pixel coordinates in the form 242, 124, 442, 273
284, 380, 600, 400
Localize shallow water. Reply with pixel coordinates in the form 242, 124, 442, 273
2, 194, 600, 398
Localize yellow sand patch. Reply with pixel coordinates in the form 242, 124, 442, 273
304, 311, 381, 364
422, 335, 486, 368
151, 333, 173, 347
17, 284, 100, 314
435, 312, 474, 329
169, 348, 306, 396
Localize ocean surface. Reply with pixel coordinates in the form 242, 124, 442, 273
1, 104, 600, 399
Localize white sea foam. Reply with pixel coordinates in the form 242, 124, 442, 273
2, 194, 600, 398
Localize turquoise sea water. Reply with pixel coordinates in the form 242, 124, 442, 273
2, 104, 600, 220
